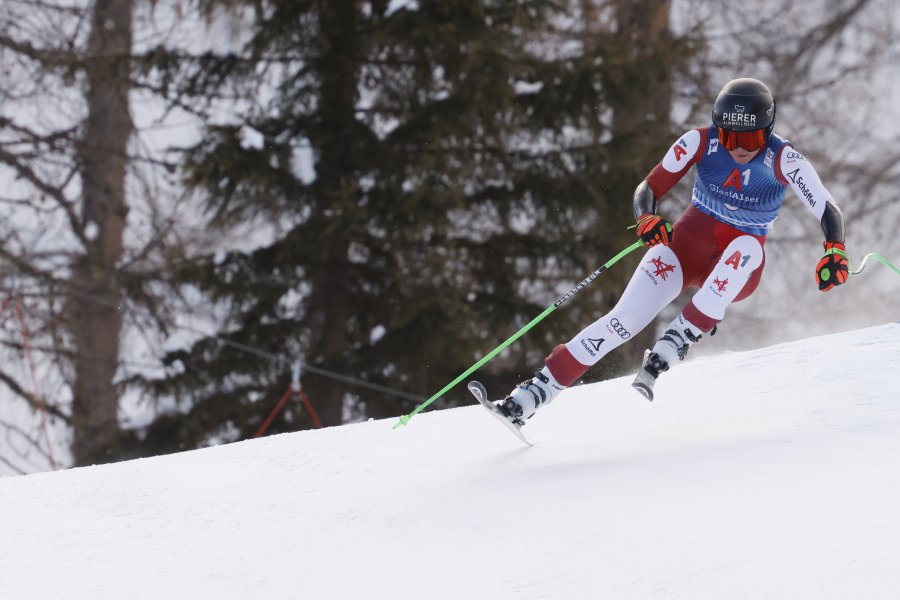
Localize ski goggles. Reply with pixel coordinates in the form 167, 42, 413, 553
717, 127, 766, 151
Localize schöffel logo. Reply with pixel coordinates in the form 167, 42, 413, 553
580, 337, 605, 357
785, 168, 816, 208
607, 318, 630, 339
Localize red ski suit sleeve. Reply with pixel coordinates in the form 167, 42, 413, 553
644, 128, 711, 200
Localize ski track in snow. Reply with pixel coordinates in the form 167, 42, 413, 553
1, 323, 899, 599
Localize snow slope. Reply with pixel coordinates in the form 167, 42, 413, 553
2, 323, 899, 600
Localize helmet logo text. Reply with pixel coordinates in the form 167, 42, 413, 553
721, 112, 757, 127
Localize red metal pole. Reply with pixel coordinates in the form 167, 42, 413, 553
254, 387, 293, 438
300, 390, 323, 429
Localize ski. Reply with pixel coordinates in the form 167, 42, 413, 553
468, 381, 534, 446
631, 369, 655, 401
631, 350, 661, 401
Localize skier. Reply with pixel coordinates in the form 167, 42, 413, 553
496, 77, 848, 425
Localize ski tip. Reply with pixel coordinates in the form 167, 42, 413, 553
469, 381, 535, 447
467, 381, 486, 398
631, 382, 654, 402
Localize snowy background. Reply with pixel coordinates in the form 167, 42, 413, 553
3, 322, 899, 599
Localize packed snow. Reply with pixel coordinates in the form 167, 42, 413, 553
2, 323, 899, 599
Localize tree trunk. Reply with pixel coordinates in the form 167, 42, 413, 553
600, 0, 674, 376
305, 0, 361, 427
68, 0, 133, 465
611, 0, 672, 142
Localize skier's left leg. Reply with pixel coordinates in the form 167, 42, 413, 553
649, 234, 765, 372
498, 243, 685, 423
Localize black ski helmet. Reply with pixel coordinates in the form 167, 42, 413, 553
712, 78, 776, 139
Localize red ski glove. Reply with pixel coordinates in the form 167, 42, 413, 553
636, 213, 673, 247
815, 241, 849, 291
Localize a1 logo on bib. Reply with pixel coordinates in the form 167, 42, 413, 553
722, 168, 751, 191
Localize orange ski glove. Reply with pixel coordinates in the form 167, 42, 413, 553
636, 213, 673, 247
815, 241, 849, 291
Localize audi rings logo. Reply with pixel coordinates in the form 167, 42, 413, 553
608, 318, 630, 339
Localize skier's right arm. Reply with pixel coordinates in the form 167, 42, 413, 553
632, 128, 706, 247
633, 182, 672, 247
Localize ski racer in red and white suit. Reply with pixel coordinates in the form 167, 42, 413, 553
496, 78, 848, 424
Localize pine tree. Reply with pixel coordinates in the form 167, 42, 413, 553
133, 0, 697, 450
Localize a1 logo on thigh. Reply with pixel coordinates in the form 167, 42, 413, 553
723, 251, 752, 270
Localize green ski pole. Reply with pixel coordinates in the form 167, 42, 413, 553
394, 239, 644, 428
850, 252, 900, 277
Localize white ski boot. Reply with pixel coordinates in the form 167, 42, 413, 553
498, 367, 565, 425
632, 313, 710, 401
